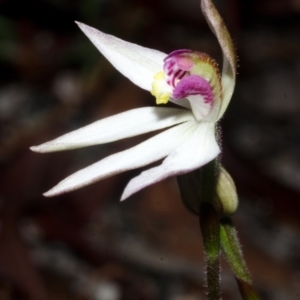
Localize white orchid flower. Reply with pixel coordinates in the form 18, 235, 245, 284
31, 0, 236, 201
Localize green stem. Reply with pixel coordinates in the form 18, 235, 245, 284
198, 160, 221, 300
200, 202, 221, 300
220, 218, 250, 283
220, 218, 261, 300
178, 160, 222, 299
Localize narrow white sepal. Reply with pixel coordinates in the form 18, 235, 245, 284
30, 107, 194, 153
121, 122, 220, 200
200, 0, 237, 120
43, 120, 198, 197
76, 21, 167, 91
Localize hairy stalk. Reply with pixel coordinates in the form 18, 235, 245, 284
199, 160, 221, 299
200, 202, 221, 300
220, 218, 260, 300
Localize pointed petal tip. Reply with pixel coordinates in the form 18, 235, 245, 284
43, 186, 64, 197
75, 21, 98, 38
120, 194, 127, 202
120, 183, 133, 201
43, 190, 54, 197
30, 145, 45, 153
30, 146, 38, 152
29, 144, 50, 153
120, 191, 135, 202
75, 21, 86, 30
75, 22, 92, 36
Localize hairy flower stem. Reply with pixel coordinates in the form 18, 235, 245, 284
200, 202, 221, 300
199, 160, 221, 300
178, 160, 222, 299
220, 218, 261, 299
178, 158, 260, 300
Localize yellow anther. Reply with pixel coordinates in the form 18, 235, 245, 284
155, 93, 170, 105
151, 71, 172, 105
153, 71, 165, 81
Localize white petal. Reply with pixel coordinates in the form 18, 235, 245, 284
31, 107, 194, 152
121, 122, 220, 200
76, 22, 166, 91
201, 0, 237, 120
43, 120, 198, 197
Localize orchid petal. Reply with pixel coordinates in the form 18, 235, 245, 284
31, 107, 194, 153
201, 0, 237, 120
76, 22, 167, 91
43, 120, 198, 197
121, 122, 220, 200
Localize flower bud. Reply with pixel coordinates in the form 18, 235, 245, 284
215, 167, 238, 215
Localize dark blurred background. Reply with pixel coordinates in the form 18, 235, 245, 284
0, 0, 300, 299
